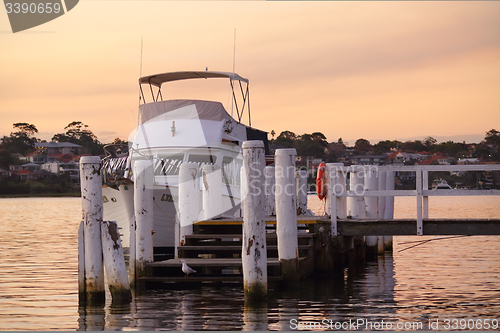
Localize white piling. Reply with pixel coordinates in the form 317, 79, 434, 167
129, 216, 136, 288
79, 156, 105, 304
296, 169, 308, 215
178, 162, 200, 248
275, 148, 299, 286
134, 160, 154, 278
384, 170, 395, 251
101, 221, 132, 303
364, 167, 378, 258
241, 141, 268, 300
326, 163, 347, 235
349, 166, 366, 218
377, 170, 387, 255
264, 166, 276, 216
202, 165, 222, 220
78, 221, 85, 305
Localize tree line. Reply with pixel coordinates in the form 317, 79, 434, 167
270, 129, 500, 162
0, 121, 113, 158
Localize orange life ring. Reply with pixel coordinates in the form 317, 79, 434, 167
316, 162, 326, 200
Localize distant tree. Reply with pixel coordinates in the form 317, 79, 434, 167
52, 121, 103, 155
423, 136, 437, 149
0, 123, 39, 154
112, 137, 127, 145
296, 132, 328, 158
373, 140, 403, 153
270, 130, 276, 140
0, 150, 19, 169
403, 140, 426, 152
432, 141, 467, 156
274, 130, 297, 148
485, 129, 500, 146
354, 138, 372, 154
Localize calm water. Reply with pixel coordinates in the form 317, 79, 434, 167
0, 196, 500, 330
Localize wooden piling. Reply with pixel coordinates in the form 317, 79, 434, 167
178, 163, 200, 249
384, 170, 395, 251
134, 160, 154, 278
275, 148, 299, 287
78, 221, 85, 306
296, 169, 308, 215
365, 167, 378, 259
241, 141, 268, 301
101, 221, 132, 304
264, 166, 276, 216
349, 167, 366, 266
202, 165, 222, 220
129, 216, 136, 288
377, 170, 387, 255
79, 156, 105, 305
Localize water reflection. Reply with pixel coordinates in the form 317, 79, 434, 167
1, 197, 500, 330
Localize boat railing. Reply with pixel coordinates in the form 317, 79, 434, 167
101, 144, 131, 186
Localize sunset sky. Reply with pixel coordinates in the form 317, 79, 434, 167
1, 1, 499, 146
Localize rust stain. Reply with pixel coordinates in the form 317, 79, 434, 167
106, 221, 120, 250
246, 238, 253, 255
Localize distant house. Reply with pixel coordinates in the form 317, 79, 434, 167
25, 151, 48, 164
349, 155, 387, 166
9, 163, 41, 172
41, 161, 80, 186
35, 142, 84, 155
458, 158, 481, 165
0, 167, 11, 177
418, 154, 455, 166
11, 169, 37, 180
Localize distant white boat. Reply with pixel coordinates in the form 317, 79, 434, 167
431, 178, 453, 190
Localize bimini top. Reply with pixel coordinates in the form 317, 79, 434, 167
139, 71, 249, 87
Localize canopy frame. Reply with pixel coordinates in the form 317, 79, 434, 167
139, 71, 251, 125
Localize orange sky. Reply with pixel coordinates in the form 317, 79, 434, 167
1, 1, 499, 146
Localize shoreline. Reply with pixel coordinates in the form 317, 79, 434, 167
0, 193, 81, 198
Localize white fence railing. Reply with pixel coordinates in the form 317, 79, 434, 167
326, 164, 500, 235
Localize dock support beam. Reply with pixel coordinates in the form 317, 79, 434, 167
350, 167, 366, 265
241, 141, 268, 301
296, 169, 308, 215
384, 171, 395, 250
101, 221, 132, 304
79, 156, 105, 305
275, 148, 299, 287
365, 167, 378, 259
377, 169, 387, 255
326, 163, 347, 235
134, 160, 154, 279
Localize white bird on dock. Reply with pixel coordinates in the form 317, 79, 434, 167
180, 259, 196, 278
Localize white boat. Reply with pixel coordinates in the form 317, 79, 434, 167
101, 71, 269, 259
431, 178, 453, 190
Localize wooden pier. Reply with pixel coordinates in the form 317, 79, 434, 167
80, 148, 500, 301
136, 216, 500, 290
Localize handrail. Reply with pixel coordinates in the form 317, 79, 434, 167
326, 163, 500, 236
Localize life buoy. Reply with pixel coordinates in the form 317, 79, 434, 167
316, 162, 326, 200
